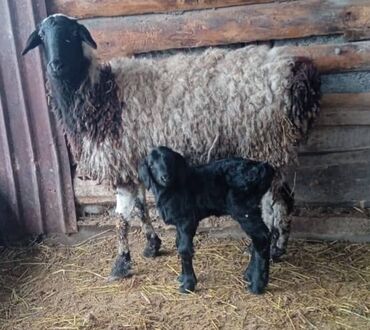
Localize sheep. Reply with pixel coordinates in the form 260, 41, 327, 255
22, 14, 320, 280
139, 146, 275, 294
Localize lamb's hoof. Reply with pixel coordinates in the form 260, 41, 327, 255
244, 264, 253, 282
179, 281, 196, 294
248, 283, 266, 295
177, 274, 184, 283
179, 275, 197, 293
143, 234, 162, 258
108, 252, 132, 281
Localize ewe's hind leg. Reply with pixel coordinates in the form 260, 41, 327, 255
262, 181, 294, 262
109, 185, 137, 281
136, 186, 162, 258
237, 210, 270, 294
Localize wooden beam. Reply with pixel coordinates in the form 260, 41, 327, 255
291, 215, 370, 241
321, 93, 370, 108
47, 0, 275, 18
317, 109, 370, 127
289, 150, 370, 207
80, 0, 370, 59
285, 41, 370, 73
300, 126, 370, 154
289, 160, 370, 207
316, 93, 370, 127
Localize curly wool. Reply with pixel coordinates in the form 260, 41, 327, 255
52, 45, 320, 186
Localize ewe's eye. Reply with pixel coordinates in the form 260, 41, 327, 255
65, 39, 71, 43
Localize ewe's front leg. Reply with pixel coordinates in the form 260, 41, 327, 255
237, 211, 270, 294
176, 224, 198, 293
109, 186, 137, 281
136, 186, 161, 258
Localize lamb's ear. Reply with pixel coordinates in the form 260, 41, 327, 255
22, 30, 41, 55
78, 24, 97, 49
246, 167, 259, 183
138, 160, 152, 191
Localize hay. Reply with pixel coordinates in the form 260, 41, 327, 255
0, 231, 369, 330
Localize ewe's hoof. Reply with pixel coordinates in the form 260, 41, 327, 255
143, 234, 162, 258
109, 252, 132, 281
270, 247, 285, 263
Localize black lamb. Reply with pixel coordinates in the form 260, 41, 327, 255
139, 146, 275, 294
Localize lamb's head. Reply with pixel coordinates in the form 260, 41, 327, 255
22, 14, 97, 84
139, 147, 188, 190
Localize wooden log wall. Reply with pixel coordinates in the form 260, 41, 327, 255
47, 0, 370, 208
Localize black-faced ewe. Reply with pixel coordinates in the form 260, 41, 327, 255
22, 14, 320, 280
139, 146, 275, 294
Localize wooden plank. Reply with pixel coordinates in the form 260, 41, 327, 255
321, 93, 370, 108
289, 161, 370, 207
300, 126, 370, 154
285, 41, 370, 73
317, 109, 370, 126
80, 0, 370, 59
289, 150, 370, 207
317, 94, 370, 126
296, 149, 370, 167
291, 215, 370, 242
47, 0, 274, 18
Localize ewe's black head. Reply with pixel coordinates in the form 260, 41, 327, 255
22, 14, 97, 83
139, 147, 187, 190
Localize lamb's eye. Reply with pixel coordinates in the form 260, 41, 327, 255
65, 39, 71, 43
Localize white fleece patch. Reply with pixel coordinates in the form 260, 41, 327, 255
115, 187, 136, 219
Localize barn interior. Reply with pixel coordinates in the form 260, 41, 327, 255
0, 1, 370, 329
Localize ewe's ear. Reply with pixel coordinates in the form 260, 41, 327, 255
78, 24, 97, 49
22, 30, 41, 55
138, 160, 152, 191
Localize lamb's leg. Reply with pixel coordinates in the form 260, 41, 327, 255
237, 210, 270, 294
262, 181, 294, 262
136, 185, 162, 258
108, 185, 137, 281
176, 223, 198, 293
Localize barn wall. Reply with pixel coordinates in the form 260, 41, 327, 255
47, 0, 370, 210
0, 0, 77, 238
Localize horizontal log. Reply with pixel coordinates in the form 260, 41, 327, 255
285, 41, 370, 73
47, 0, 274, 18
81, 0, 370, 59
317, 94, 370, 126
288, 161, 370, 207
291, 215, 370, 241
300, 126, 370, 154
317, 109, 370, 126
290, 150, 370, 207
297, 149, 370, 167
321, 93, 370, 108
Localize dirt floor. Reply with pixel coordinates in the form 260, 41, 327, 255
0, 230, 369, 330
